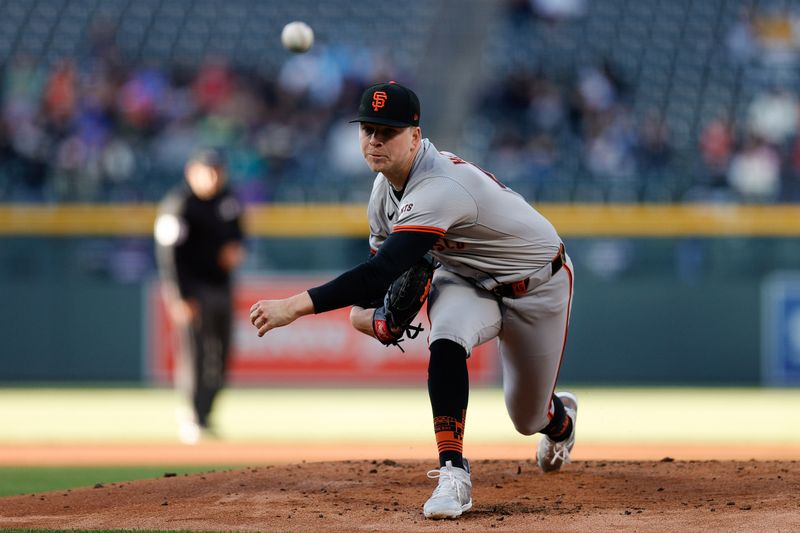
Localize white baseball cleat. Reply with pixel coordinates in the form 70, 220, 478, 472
423, 459, 473, 519
178, 418, 201, 445
176, 406, 202, 445
537, 391, 578, 472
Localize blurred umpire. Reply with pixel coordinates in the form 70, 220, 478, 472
154, 148, 246, 444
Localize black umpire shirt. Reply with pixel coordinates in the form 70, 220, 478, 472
156, 184, 244, 299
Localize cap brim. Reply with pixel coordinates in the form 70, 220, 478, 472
349, 116, 416, 127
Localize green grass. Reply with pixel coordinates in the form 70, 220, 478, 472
0, 465, 234, 497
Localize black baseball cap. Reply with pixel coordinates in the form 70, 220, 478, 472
350, 81, 421, 127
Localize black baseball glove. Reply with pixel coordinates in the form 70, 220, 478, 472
372, 254, 436, 352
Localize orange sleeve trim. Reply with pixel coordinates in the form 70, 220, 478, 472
392, 225, 446, 236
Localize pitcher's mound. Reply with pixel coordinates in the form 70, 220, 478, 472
1, 459, 797, 532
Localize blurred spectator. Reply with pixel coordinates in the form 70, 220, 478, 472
501, 0, 587, 25
747, 85, 799, 146
193, 57, 235, 113
576, 65, 618, 115
277, 47, 344, 108
325, 120, 367, 178
152, 118, 200, 175
528, 77, 565, 133
753, 6, 799, 69
2, 53, 46, 124
0, 117, 48, 201
119, 64, 169, 132
43, 59, 78, 130
726, 8, 758, 65
783, 135, 800, 201
530, 0, 586, 23
507, 0, 536, 24
101, 139, 137, 197
699, 116, 734, 189
727, 134, 781, 202
526, 134, 558, 180
637, 110, 672, 173
583, 107, 637, 182
577, 61, 628, 113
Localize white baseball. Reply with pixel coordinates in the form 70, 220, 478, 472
281, 21, 314, 53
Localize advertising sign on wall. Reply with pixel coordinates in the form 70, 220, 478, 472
146, 277, 499, 385
761, 272, 800, 385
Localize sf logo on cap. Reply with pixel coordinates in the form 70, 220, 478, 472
372, 91, 387, 111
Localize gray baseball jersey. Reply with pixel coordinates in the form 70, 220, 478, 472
368, 139, 562, 290
367, 138, 574, 434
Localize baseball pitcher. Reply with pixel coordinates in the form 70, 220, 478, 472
250, 81, 576, 519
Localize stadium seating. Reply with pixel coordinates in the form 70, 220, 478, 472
472, 0, 800, 202
0, 0, 441, 203
0, 0, 797, 203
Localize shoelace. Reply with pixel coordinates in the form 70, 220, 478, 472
427, 465, 464, 501
547, 437, 573, 466
385, 322, 425, 353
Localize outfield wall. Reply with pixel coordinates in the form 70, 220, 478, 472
1, 204, 799, 385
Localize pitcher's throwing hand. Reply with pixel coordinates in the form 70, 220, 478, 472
249, 292, 314, 337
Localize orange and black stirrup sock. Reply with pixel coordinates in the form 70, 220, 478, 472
428, 339, 469, 469
542, 393, 573, 442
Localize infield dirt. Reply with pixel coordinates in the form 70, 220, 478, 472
1, 458, 798, 532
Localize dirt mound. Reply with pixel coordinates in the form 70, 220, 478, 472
1, 459, 798, 532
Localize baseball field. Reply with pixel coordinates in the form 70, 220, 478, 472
0, 386, 797, 532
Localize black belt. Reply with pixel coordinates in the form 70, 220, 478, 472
493, 243, 565, 299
